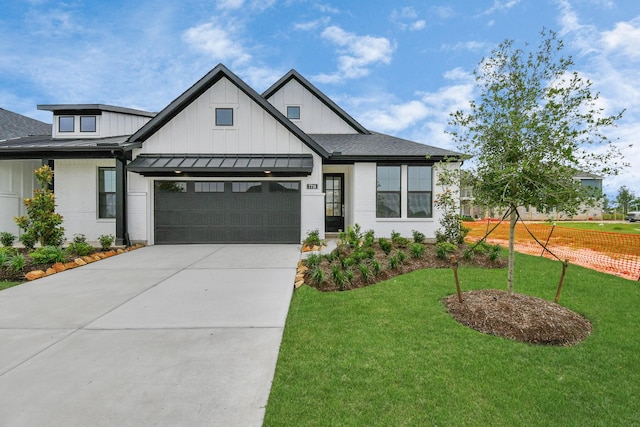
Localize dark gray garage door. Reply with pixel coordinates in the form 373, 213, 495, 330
154, 181, 300, 244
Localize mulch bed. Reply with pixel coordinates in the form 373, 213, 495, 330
444, 289, 592, 346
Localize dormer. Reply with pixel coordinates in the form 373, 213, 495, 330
38, 104, 155, 139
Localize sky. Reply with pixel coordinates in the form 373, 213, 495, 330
1, 0, 638, 198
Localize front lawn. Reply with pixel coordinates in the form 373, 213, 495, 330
265, 253, 640, 426
537, 221, 640, 234
0, 281, 21, 291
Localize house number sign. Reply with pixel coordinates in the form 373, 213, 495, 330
306, 184, 318, 190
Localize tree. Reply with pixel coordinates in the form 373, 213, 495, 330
14, 165, 65, 247
448, 29, 624, 295
616, 186, 635, 214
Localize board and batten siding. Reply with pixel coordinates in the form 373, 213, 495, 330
51, 111, 152, 139
0, 160, 41, 235
139, 77, 315, 155
53, 159, 116, 242
266, 78, 359, 134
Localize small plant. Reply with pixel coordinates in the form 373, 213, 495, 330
344, 268, 354, 284
388, 254, 400, 270
0, 231, 16, 247
371, 260, 382, 276
378, 237, 392, 255
346, 224, 363, 246
30, 246, 66, 264
435, 241, 457, 260
412, 230, 426, 244
98, 234, 115, 251
391, 231, 410, 248
303, 229, 322, 247
489, 244, 502, 261
396, 249, 407, 264
0, 247, 17, 266
7, 253, 25, 272
305, 253, 322, 269
363, 230, 376, 247
19, 232, 37, 251
67, 240, 94, 256
410, 243, 424, 259
358, 262, 373, 283
311, 267, 325, 285
331, 265, 346, 290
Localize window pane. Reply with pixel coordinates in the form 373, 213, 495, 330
377, 166, 400, 191
59, 116, 74, 132
99, 169, 116, 192
408, 192, 432, 218
232, 182, 262, 192
377, 192, 400, 218
270, 182, 299, 193
287, 106, 300, 120
215, 108, 233, 126
408, 166, 432, 191
155, 181, 187, 192
80, 116, 96, 132
194, 182, 224, 192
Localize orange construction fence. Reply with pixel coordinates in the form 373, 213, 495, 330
464, 221, 640, 281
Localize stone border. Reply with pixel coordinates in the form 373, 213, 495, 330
24, 244, 146, 281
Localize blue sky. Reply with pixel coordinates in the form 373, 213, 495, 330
1, 0, 638, 198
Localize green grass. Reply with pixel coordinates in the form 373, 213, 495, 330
552, 221, 640, 234
0, 281, 22, 291
265, 252, 640, 426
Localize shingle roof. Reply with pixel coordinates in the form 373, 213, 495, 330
310, 132, 461, 161
0, 108, 51, 141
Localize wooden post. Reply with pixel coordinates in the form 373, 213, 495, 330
554, 259, 569, 304
451, 255, 463, 303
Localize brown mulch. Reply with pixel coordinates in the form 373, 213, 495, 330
444, 289, 592, 346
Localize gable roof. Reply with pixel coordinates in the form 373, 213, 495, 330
0, 108, 51, 141
262, 69, 370, 135
311, 133, 461, 162
128, 63, 329, 158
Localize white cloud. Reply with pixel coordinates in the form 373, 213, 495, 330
601, 19, 640, 60
391, 7, 426, 31
481, 0, 521, 15
183, 20, 251, 66
314, 26, 395, 83
442, 40, 490, 52
360, 100, 430, 133
217, 0, 244, 10
293, 17, 331, 31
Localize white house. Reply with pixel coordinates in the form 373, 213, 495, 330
0, 64, 461, 245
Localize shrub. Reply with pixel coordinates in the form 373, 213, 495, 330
388, 254, 400, 270
98, 234, 115, 251
412, 230, 426, 244
0, 247, 17, 266
311, 267, 325, 285
363, 230, 376, 247
331, 265, 346, 290
305, 253, 322, 269
0, 231, 16, 247
67, 241, 94, 256
435, 241, 457, 260
396, 250, 407, 264
19, 232, 37, 251
344, 269, 354, 284
30, 246, 66, 264
371, 260, 382, 276
14, 165, 65, 247
303, 229, 322, 247
358, 262, 373, 283
378, 238, 392, 255
489, 244, 502, 261
410, 243, 424, 258
7, 253, 25, 271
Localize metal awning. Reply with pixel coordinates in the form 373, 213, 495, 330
127, 154, 314, 176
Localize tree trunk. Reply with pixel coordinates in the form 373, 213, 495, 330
507, 207, 517, 295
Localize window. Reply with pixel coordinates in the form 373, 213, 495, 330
287, 106, 301, 120
215, 108, 233, 126
98, 168, 116, 219
155, 181, 187, 192
59, 116, 74, 132
232, 182, 262, 193
376, 166, 401, 218
270, 182, 300, 193
195, 182, 224, 193
80, 116, 96, 132
407, 166, 432, 218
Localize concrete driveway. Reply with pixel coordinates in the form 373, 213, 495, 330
0, 244, 300, 427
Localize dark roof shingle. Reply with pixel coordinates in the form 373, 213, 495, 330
0, 108, 51, 141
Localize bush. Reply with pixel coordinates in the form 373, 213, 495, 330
30, 246, 66, 264
7, 253, 25, 271
410, 243, 425, 258
67, 241, 94, 256
305, 253, 322, 269
19, 232, 37, 251
378, 238, 392, 255
358, 262, 373, 283
363, 230, 376, 247
489, 244, 502, 261
0, 247, 17, 266
395, 249, 407, 264
435, 241, 457, 260
0, 231, 16, 247
98, 234, 115, 251
412, 230, 426, 244
311, 267, 325, 285
303, 229, 322, 247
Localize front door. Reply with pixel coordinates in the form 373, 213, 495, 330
324, 174, 344, 232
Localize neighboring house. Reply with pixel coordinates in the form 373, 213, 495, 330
0, 64, 461, 245
0, 108, 52, 234
460, 171, 604, 221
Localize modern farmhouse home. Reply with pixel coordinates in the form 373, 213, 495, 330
0, 64, 461, 245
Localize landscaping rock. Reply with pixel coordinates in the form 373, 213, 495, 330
74, 258, 87, 266
52, 262, 66, 273
45, 267, 56, 276
64, 262, 78, 269
25, 270, 46, 281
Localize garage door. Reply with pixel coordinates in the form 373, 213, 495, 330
154, 181, 300, 244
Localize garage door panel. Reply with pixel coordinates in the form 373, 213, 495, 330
154, 180, 300, 244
